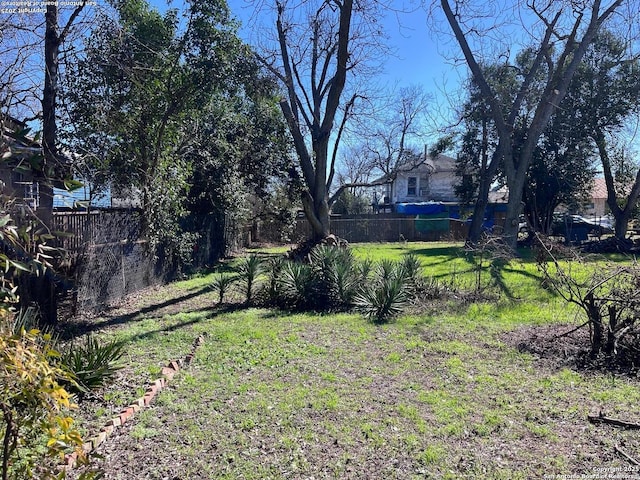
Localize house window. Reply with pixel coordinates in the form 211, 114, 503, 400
23, 182, 38, 208
419, 176, 429, 197
407, 177, 417, 196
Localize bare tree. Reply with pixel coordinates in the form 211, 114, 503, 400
438, 0, 627, 248
256, 0, 387, 241
0, 14, 44, 119
332, 84, 432, 205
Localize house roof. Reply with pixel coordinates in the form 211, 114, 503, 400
1, 115, 41, 157
371, 153, 457, 184
592, 177, 608, 200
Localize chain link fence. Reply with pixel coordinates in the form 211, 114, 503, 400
52, 209, 234, 316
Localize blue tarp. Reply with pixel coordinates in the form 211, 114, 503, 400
396, 202, 507, 232
396, 202, 447, 215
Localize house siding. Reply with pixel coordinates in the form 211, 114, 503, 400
390, 155, 459, 204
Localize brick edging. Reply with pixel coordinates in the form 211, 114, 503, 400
64, 334, 205, 470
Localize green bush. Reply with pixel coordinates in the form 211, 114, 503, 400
308, 245, 359, 308
277, 261, 317, 309
237, 255, 264, 304
210, 273, 237, 304
354, 271, 410, 324
58, 335, 124, 396
258, 245, 418, 321
355, 260, 410, 323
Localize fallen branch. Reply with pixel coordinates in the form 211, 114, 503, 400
553, 320, 589, 339
588, 413, 640, 429
615, 444, 640, 466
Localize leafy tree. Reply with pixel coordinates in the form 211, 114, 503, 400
331, 190, 371, 215
571, 31, 640, 238
453, 65, 513, 238
65, 0, 248, 253
185, 79, 295, 222
440, 0, 625, 248
521, 115, 595, 234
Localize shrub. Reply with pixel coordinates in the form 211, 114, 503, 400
237, 255, 264, 304
354, 272, 409, 324
210, 273, 237, 304
1, 309, 89, 479
308, 245, 358, 308
536, 237, 640, 360
277, 261, 317, 309
399, 253, 422, 292
58, 335, 124, 396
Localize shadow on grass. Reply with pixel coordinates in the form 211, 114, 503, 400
59, 286, 214, 340
105, 303, 255, 345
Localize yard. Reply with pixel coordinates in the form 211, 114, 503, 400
68, 242, 640, 479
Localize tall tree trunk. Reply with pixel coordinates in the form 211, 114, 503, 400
467, 141, 501, 245
43, 6, 59, 170
595, 130, 640, 240
467, 172, 491, 244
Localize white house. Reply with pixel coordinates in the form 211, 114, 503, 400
376, 154, 460, 205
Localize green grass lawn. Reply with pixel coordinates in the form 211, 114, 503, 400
71, 242, 640, 479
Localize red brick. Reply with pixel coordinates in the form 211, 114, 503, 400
93, 431, 107, 447
119, 407, 134, 424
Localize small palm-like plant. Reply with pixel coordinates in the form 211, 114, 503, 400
377, 258, 398, 281
354, 274, 409, 323
58, 335, 124, 396
237, 254, 264, 304
308, 245, 358, 308
357, 258, 374, 282
334, 259, 359, 306
278, 261, 316, 308
400, 253, 422, 292
264, 256, 286, 304
210, 273, 237, 304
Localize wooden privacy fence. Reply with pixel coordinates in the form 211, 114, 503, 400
294, 212, 507, 243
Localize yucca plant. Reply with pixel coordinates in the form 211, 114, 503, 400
277, 261, 316, 309
399, 253, 423, 293
377, 258, 399, 282
264, 256, 286, 305
354, 274, 409, 323
58, 335, 124, 396
334, 259, 360, 306
308, 245, 357, 308
237, 254, 264, 304
210, 273, 237, 304
357, 258, 374, 282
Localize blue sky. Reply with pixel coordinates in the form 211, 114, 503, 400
149, 0, 464, 122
